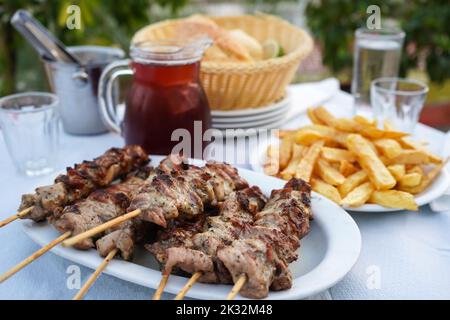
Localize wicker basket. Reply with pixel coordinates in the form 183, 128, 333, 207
132, 14, 313, 111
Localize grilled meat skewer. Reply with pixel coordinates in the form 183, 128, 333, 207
61, 157, 250, 249
129, 161, 249, 227
147, 214, 209, 266
148, 178, 311, 299
217, 178, 312, 298
53, 167, 155, 252
1, 152, 152, 284
95, 155, 193, 260
148, 186, 267, 284
54, 155, 186, 260
19, 145, 149, 222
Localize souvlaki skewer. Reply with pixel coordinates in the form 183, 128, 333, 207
0, 165, 153, 284
0, 145, 149, 229
220, 178, 312, 299
62, 158, 249, 247
149, 178, 312, 299
148, 186, 267, 299
0, 154, 185, 286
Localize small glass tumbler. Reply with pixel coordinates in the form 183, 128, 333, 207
371, 78, 429, 133
0, 92, 60, 176
351, 28, 405, 116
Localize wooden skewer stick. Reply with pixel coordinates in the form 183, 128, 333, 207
152, 274, 170, 300
226, 274, 246, 300
62, 209, 141, 248
0, 231, 71, 283
174, 271, 202, 300
0, 206, 34, 229
73, 248, 118, 300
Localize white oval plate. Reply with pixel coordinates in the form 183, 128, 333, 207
211, 94, 290, 118
212, 113, 287, 129
21, 156, 361, 300
212, 103, 290, 124
251, 145, 450, 212
210, 118, 288, 139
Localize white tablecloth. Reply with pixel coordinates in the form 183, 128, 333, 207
1, 85, 449, 300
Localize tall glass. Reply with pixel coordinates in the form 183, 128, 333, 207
351, 28, 405, 116
371, 77, 428, 133
0, 92, 60, 176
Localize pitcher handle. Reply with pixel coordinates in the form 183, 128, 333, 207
98, 59, 132, 134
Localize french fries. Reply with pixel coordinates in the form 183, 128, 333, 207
263, 107, 444, 210
399, 138, 442, 164
295, 140, 324, 182
263, 145, 279, 176
407, 165, 423, 176
387, 164, 406, 180
341, 182, 374, 207
369, 190, 418, 211
338, 170, 368, 197
321, 147, 356, 163
398, 160, 448, 194
311, 178, 341, 204
388, 150, 430, 165
359, 127, 408, 140
297, 125, 348, 146
373, 139, 403, 159
313, 107, 337, 127
314, 107, 360, 132
339, 160, 359, 177
355, 115, 377, 127
307, 107, 324, 125
280, 144, 305, 180
315, 158, 345, 186
295, 129, 326, 146
398, 172, 422, 188
346, 134, 396, 190
279, 135, 293, 170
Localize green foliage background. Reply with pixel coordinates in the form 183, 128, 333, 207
0, 0, 188, 96
0, 0, 449, 97
306, 0, 450, 84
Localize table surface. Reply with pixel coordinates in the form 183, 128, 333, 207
1, 86, 449, 300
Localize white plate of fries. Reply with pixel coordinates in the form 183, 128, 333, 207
252, 107, 449, 212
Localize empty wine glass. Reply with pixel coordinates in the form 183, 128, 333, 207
371, 77, 428, 133
0, 92, 60, 176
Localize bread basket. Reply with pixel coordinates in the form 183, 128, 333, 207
132, 14, 313, 111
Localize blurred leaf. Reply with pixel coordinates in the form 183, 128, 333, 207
306, 0, 449, 83
0, 0, 190, 95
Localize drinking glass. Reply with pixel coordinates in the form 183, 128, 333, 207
371, 77, 429, 133
351, 28, 405, 116
0, 92, 60, 176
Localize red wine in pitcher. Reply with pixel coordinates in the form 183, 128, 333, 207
124, 59, 211, 156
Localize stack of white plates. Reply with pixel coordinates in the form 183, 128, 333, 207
211, 94, 291, 130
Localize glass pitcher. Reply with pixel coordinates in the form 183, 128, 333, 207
98, 38, 212, 156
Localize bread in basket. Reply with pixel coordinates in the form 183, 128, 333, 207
132, 14, 313, 111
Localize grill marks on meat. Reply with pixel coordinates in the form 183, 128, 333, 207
95, 155, 190, 260
217, 178, 312, 299
146, 215, 207, 265
96, 218, 149, 261
19, 145, 149, 222
53, 167, 153, 250
151, 186, 267, 284
217, 239, 277, 297
129, 161, 249, 228
146, 178, 311, 299
193, 186, 267, 255
255, 178, 312, 240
